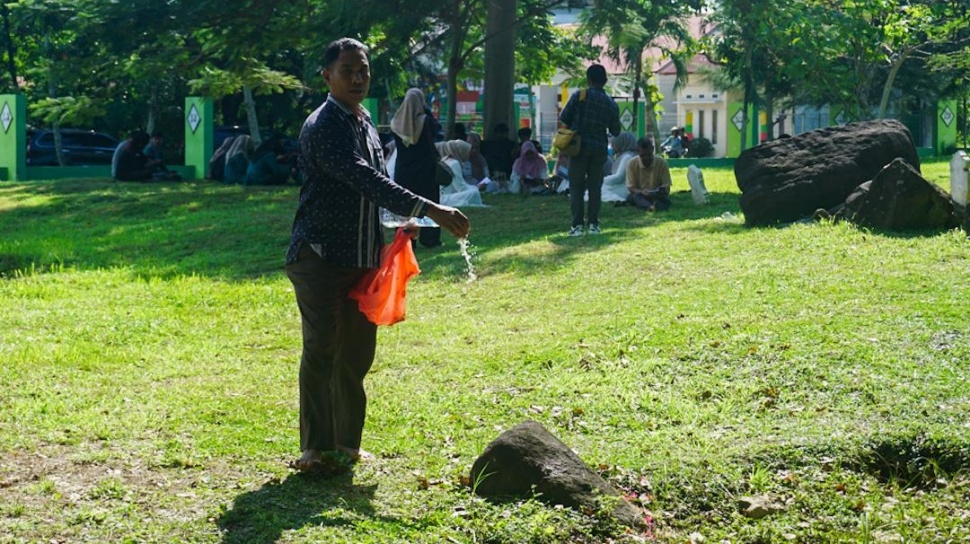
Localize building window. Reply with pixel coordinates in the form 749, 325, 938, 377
794, 105, 830, 134
698, 110, 705, 139
712, 110, 718, 144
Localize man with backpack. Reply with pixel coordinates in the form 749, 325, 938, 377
559, 64, 621, 236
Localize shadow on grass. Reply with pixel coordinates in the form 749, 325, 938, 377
217, 471, 385, 543
0, 179, 296, 281
0, 179, 749, 282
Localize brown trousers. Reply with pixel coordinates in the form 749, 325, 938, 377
285, 245, 377, 452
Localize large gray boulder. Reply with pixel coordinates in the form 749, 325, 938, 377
837, 158, 959, 230
470, 420, 645, 528
736, 119, 920, 225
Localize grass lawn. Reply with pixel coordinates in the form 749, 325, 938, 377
1, 158, 967, 543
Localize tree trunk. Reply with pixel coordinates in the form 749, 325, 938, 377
631, 57, 642, 130
483, 0, 516, 141
764, 97, 773, 142
646, 95, 661, 152
445, 2, 464, 140
242, 85, 261, 147
1, 3, 17, 89
877, 51, 909, 119
146, 84, 157, 135
740, 101, 749, 152
42, 32, 66, 166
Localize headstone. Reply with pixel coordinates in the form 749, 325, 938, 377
687, 164, 709, 205
735, 119, 919, 225
951, 151, 969, 231
470, 420, 646, 528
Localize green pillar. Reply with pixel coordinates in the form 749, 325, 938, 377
0, 94, 26, 181
184, 97, 213, 180
362, 98, 378, 123
615, 100, 635, 136
726, 102, 744, 158
937, 100, 957, 154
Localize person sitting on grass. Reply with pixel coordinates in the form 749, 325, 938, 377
509, 141, 550, 195
143, 132, 182, 181
245, 137, 294, 185
436, 139, 485, 207
462, 133, 491, 188
209, 135, 236, 181
625, 137, 672, 212
601, 131, 638, 203
112, 131, 159, 182
223, 135, 254, 185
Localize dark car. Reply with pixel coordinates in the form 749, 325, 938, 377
26, 129, 121, 166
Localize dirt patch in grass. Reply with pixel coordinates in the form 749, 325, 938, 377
0, 442, 259, 541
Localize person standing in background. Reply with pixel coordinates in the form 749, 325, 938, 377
559, 64, 620, 236
390, 88, 444, 248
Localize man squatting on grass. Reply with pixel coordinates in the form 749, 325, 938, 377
285, 38, 471, 472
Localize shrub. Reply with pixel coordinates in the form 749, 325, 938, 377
686, 137, 714, 158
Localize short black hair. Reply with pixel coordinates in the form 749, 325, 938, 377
150, 132, 163, 139
586, 64, 607, 86
322, 38, 368, 70
517, 127, 532, 139
637, 136, 654, 149
131, 131, 150, 147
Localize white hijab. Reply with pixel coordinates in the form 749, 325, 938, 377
390, 88, 427, 147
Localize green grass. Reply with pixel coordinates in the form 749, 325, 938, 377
1, 158, 967, 543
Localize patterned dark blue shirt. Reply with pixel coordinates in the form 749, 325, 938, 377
286, 96, 430, 268
559, 87, 621, 154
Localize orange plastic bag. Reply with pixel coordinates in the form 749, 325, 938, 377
348, 228, 421, 326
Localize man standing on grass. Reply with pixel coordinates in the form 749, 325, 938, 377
285, 37, 470, 473
625, 137, 673, 212
559, 63, 621, 236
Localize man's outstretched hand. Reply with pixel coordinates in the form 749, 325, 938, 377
426, 204, 471, 240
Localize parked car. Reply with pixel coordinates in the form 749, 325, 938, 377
26, 129, 121, 166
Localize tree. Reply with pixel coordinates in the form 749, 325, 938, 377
580, 0, 700, 144
8, 0, 116, 164
1, 2, 18, 91
710, 0, 804, 148
186, 1, 307, 146
725, 0, 970, 126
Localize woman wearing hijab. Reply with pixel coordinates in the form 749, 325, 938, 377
601, 131, 638, 202
224, 135, 254, 185
436, 140, 485, 208
390, 88, 443, 247
462, 133, 490, 187
510, 141, 549, 195
209, 135, 236, 181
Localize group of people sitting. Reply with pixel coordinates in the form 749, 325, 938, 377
209, 135, 298, 185
110, 129, 299, 186
109, 111, 673, 215
111, 131, 182, 182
